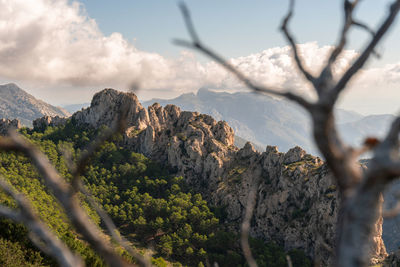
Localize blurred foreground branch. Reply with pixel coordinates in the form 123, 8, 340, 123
0, 102, 151, 267
177, 1, 400, 266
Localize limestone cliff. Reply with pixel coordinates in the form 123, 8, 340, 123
67, 89, 386, 265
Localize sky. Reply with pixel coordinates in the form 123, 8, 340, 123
0, 0, 400, 115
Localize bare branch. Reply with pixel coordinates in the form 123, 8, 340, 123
286, 255, 293, 267
0, 205, 22, 222
352, 19, 381, 57
326, 1, 359, 66
382, 116, 400, 147
383, 200, 400, 218
352, 20, 376, 38
331, 0, 400, 102
81, 186, 151, 267
365, 117, 400, 178
0, 177, 84, 267
317, 0, 359, 93
176, 1, 400, 266
348, 142, 373, 159
375, 116, 400, 178
178, 3, 200, 43
0, 133, 137, 267
240, 183, 258, 267
175, 3, 313, 111
281, 0, 316, 85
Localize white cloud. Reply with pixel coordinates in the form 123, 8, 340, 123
0, 0, 356, 93
0, 0, 170, 88
203, 42, 358, 96
0, 0, 399, 115
339, 63, 400, 114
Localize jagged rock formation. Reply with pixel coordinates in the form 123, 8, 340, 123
69, 89, 387, 265
143, 88, 395, 155
0, 83, 70, 126
0, 118, 21, 135
33, 116, 68, 131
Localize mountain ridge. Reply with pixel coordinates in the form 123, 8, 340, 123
143, 88, 393, 155
0, 83, 70, 126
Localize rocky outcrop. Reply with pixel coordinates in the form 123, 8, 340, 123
33, 116, 68, 131
72, 88, 387, 265
0, 118, 21, 135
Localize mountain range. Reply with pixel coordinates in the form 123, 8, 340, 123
142, 88, 395, 155
0, 84, 394, 155
0, 83, 70, 126
0, 86, 397, 263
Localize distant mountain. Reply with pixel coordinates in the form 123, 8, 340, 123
144, 88, 389, 154
234, 135, 264, 151
62, 103, 90, 114
0, 83, 70, 126
338, 114, 396, 145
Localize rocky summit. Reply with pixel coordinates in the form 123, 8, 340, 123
36, 88, 388, 265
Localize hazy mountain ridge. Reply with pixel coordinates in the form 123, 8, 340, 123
339, 114, 396, 145
62, 103, 90, 114
0, 83, 70, 126
144, 88, 393, 154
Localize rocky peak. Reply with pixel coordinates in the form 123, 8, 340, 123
70, 88, 386, 265
73, 88, 236, 157
73, 89, 149, 131
266, 145, 279, 153
238, 141, 257, 159
283, 146, 306, 164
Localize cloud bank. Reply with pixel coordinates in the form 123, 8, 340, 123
0, 0, 399, 114
0, 0, 356, 91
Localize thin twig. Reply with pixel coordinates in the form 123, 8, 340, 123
240, 182, 258, 267
0, 176, 84, 267
80, 185, 151, 267
331, 0, 400, 102
286, 255, 293, 267
0, 133, 136, 267
176, 1, 400, 266
174, 3, 312, 111
280, 0, 316, 85
383, 201, 400, 218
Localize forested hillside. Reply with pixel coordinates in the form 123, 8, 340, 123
0, 120, 310, 266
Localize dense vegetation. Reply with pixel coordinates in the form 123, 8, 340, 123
0, 120, 311, 266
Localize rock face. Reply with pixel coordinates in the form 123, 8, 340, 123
33, 116, 68, 131
0, 83, 70, 126
71, 88, 387, 265
0, 118, 21, 135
